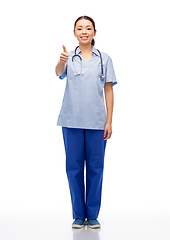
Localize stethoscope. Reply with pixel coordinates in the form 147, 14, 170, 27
72, 46, 105, 80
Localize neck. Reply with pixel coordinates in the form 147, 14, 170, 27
79, 43, 93, 54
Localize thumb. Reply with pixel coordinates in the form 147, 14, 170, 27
62, 45, 67, 53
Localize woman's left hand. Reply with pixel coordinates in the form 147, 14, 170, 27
103, 123, 112, 140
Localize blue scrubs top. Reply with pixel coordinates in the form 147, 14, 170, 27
57, 46, 117, 130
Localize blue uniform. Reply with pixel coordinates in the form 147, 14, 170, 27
57, 46, 117, 130
57, 45, 117, 220
62, 127, 107, 220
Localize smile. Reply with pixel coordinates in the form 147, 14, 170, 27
81, 36, 88, 40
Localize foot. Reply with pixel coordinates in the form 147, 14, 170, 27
87, 219, 101, 229
72, 219, 85, 229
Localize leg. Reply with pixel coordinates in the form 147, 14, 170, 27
84, 129, 107, 220
62, 127, 86, 220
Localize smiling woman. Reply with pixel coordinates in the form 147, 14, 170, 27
55, 15, 117, 229
73, 15, 97, 47
73, 16, 97, 62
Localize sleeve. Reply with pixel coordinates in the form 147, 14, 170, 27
105, 55, 117, 86
57, 59, 68, 80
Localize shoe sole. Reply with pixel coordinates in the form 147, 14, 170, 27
72, 224, 84, 229
88, 224, 101, 229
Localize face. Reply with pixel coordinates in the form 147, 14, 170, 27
74, 19, 97, 45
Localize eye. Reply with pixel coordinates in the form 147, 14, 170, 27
77, 28, 82, 30
87, 28, 91, 30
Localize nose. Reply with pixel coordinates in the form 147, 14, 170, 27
82, 28, 86, 34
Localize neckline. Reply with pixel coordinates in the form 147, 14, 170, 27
80, 54, 94, 62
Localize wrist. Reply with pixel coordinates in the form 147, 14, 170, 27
59, 61, 65, 65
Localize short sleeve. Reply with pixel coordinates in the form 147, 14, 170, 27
57, 59, 68, 80
105, 56, 117, 86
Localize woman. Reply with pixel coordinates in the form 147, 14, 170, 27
55, 16, 117, 229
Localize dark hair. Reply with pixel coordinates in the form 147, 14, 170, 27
74, 15, 96, 46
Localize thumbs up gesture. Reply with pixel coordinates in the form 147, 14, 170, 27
60, 45, 69, 63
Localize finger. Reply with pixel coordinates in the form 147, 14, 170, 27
61, 52, 69, 57
62, 45, 67, 53
104, 131, 112, 140
60, 56, 68, 63
60, 52, 69, 62
104, 137, 107, 141
103, 129, 107, 139
104, 132, 108, 140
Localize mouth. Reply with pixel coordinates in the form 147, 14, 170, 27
80, 36, 89, 40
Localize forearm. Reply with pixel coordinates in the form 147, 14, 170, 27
105, 87, 114, 124
55, 61, 66, 76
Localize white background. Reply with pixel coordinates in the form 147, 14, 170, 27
0, 0, 170, 239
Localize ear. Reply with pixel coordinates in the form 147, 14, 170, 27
94, 30, 97, 37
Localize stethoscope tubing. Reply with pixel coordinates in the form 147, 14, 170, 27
71, 46, 105, 80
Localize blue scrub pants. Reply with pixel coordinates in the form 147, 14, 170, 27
62, 127, 107, 220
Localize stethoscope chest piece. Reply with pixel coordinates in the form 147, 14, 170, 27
74, 72, 84, 75
101, 75, 105, 81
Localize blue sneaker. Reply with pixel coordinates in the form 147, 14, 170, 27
72, 219, 85, 229
87, 219, 101, 229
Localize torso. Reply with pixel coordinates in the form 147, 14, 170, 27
57, 46, 117, 130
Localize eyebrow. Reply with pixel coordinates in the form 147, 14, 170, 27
77, 25, 92, 27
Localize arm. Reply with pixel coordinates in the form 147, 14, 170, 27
103, 82, 114, 140
55, 61, 66, 76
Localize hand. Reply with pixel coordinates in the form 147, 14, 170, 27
60, 45, 69, 63
103, 123, 112, 140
